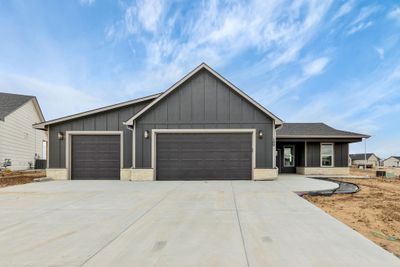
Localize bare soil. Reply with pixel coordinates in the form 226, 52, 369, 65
0, 170, 46, 188
305, 175, 400, 257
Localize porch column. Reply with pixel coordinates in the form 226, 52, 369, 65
304, 141, 307, 167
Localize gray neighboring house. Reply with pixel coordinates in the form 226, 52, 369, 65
0, 92, 47, 170
349, 153, 381, 168
382, 156, 400, 167
33, 63, 368, 181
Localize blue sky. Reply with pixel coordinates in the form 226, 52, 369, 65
0, 0, 399, 157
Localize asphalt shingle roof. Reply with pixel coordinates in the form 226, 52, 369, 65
349, 153, 380, 161
276, 123, 369, 138
0, 92, 34, 121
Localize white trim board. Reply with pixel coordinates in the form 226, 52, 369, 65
150, 129, 257, 180
65, 131, 123, 180
124, 63, 283, 126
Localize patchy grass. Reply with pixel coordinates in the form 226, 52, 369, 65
304, 177, 400, 257
0, 170, 46, 188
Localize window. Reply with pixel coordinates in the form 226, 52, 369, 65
284, 146, 295, 167
321, 143, 334, 167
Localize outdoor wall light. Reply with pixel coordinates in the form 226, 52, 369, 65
258, 130, 263, 139
57, 132, 64, 140
144, 130, 149, 139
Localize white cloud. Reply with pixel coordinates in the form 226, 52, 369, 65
287, 61, 400, 141
108, 0, 333, 96
346, 5, 378, 35
350, 5, 379, 26
125, 0, 164, 33
347, 21, 373, 35
79, 0, 95, 7
0, 73, 105, 120
387, 6, 400, 21
303, 57, 330, 76
332, 0, 355, 21
375, 47, 384, 59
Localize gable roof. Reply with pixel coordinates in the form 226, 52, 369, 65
0, 92, 44, 122
383, 156, 400, 161
277, 123, 369, 139
349, 153, 380, 161
33, 93, 161, 130
123, 63, 283, 126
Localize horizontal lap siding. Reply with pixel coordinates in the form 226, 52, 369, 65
136, 69, 274, 169
0, 100, 47, 170
48, 100, 152, 168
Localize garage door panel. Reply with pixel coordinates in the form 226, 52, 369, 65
71, 135, 120, 180
156, 133, 252, 180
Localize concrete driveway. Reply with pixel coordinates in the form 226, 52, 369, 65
0, 179, 398, 267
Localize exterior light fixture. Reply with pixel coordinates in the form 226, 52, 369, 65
144, 130, 149, 139
258, 130, 263, 139
57, 132, 64, 140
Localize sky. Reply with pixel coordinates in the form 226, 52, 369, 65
0, 0, 399, 158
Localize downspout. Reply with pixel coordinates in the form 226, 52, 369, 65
125, 121, 135, 168
274, 123, 283, 170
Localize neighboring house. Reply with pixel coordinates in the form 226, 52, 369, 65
349, 153, 380, 168
0, 92, 47, 171
382, 156, 400, 167
34, 63, 368, 181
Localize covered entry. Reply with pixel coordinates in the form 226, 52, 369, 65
71, 134, 121, 180
155, 132, 253, 180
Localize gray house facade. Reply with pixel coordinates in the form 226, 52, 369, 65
34, 63, 368, 180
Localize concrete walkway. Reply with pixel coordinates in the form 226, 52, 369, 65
0, 179, 398, 267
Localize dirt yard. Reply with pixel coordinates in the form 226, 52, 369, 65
305, 175, 400, 257
0, 170, 46, 188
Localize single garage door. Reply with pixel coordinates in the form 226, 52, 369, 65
71, 135, 120, 180
156, 133, 252, 180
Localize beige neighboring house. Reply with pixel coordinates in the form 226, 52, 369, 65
0, 92, 47, 171
382, 156, 400, 168
349, 153, 381, 168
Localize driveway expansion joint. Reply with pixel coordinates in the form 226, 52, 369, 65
231, 181, 250, 267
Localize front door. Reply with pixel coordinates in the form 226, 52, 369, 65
281, 145, 296, 173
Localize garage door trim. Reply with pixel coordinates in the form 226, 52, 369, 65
65, 131, 123, 180
151, 129, 256, 180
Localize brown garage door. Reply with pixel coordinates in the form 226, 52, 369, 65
156, 133, 252, 180
71, 135, 120, 180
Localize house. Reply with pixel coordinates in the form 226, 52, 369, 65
382, 156, 400, 167
33, 63, 368, 180
349, 153, 380, 168
0, 92, 47, 170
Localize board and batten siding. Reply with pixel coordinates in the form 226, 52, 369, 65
306, 142, 349, 167
48, 100, 152, 169
0, 99, 47, 170
135, 69, 274, 169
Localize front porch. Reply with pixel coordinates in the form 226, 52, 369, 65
276, 140, 350, 175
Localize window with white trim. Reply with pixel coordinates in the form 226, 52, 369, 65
321, 143, 334, 167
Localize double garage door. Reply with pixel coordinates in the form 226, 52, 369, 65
156, 133, 252, 180
70, 133, 252, 180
